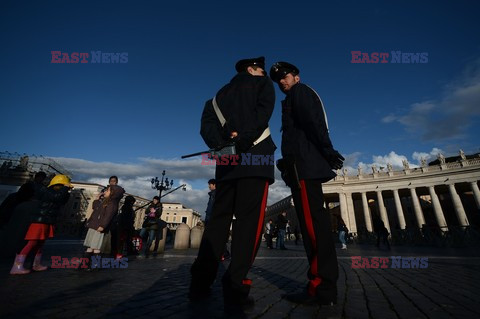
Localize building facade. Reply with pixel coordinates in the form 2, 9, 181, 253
267, 152, 480, 238
134, 202, 202, 230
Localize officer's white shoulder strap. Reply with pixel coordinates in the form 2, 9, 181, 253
212, 95, 271, 146
305, 85, 329, 133
212, 96, 226, 127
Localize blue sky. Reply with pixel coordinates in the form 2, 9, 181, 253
1, 0, 479, 214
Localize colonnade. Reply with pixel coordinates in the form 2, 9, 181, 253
267, 153, 480, 236
336, 181, 479, 234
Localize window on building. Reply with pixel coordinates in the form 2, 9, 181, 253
182, 217, 187, 224
166, 216, 169, 221
173, 217, 176, 222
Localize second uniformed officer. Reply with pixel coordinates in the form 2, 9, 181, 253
189, 57, 276, 308
270, 61, 344, 306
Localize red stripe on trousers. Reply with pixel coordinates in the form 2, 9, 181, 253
299, 180, 322, 295
252, 182, 269, 264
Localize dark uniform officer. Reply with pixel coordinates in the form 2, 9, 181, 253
270, 61, 344, 306
190, 57, 276, 308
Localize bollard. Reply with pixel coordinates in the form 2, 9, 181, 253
174, 223, 190, 249
190, 225, 204, 249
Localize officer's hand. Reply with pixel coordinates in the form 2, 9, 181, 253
326, 149, 345, 170
232, 136, 251, 153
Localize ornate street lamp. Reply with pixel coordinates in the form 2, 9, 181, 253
151, 170, 174, 200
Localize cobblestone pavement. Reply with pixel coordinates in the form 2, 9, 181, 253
1, 239, 479, 319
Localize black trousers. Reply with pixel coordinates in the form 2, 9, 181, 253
191, 177, 269, 299
265, 233, 273, 248
291, 179, 338, 297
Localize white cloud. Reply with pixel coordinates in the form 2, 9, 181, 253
383, 58, 480, 141
342, 150, 431, 175
372, 151, 409, 168
412, 147, 443, 165
54, 156, 292, 216
56, 147, 464, 213
381, 114, 398, 123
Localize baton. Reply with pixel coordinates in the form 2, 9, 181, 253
181, 150, 210, 159
181, 143, 236, 159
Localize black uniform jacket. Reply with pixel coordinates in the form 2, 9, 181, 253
201, 72, 276, 184
281, 83, 337, 182
31, 186, 70, 225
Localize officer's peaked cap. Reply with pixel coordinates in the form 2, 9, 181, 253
235, 56, 265, 72
269, 61, 300, 83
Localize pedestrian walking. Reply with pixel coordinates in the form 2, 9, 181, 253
276, 212, 288, 250
337, 216, 348, 250
189, 56, 275, 309
373, 214, 390, 250
205, 179, 216, 224
294, 226, 300, 245
271, 61, 344, 305
286, 221, 292, 240
10, 174, 71, 275
264, 219, 274, 249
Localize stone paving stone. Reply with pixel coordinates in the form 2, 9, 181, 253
364, 269, 424, 318
392, 262, 480, 317
384, 269, 461, 317
1, 241, 480, 318
356, 269, 398, 318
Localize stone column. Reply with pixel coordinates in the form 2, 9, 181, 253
470, 181, 480, 210
376, 190, 390, 233
410, 188, 426, 228
393, 189, 406, 229
361, 192, 372, 232
345, 193, 357, 233
428, 186, 448, 230
448, 184, 469, 226
339, 193, 349, 227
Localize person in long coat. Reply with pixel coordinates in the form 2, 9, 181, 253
83, 184, 125, 268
